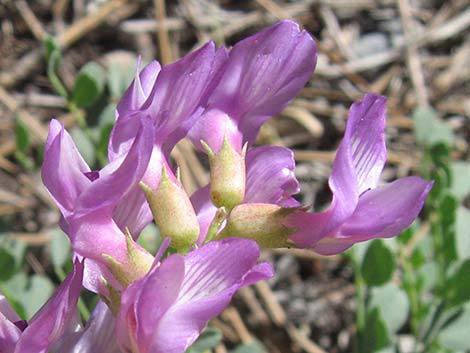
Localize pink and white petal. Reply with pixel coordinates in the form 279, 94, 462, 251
191, 185, 217, 245
245, 146, 300, 207
341, 177, 433, 239
178, 238, 271, 305
117, 255, 185, 353
15, 260, 84, 353
323, 94, 387, 234
148, 238, 273, 353
341, 94, 387, 195
41, 119, 91, 217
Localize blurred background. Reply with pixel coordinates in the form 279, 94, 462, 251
0, 1, 469, 352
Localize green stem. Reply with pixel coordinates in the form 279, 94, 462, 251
350, 249, 366, 353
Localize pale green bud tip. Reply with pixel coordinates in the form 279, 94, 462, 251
206, 137, 246, 210
141, 166, 200, 253
218, 203, 297, 248
205, 207, 228, 243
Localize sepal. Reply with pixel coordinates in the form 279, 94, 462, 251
203, 138, 246, 210
141, 166, 199, 253
218, 203, 300, 248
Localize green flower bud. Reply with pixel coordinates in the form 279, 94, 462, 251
217, 203, 298, 248
203, 137, 246, 211
141, 166, 200, 253
102, 229, 154, 288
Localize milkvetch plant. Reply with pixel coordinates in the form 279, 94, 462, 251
0, 20, 433, 353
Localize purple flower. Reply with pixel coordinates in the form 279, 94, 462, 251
0, 261, 83, 353
116, 238, 273, 353
285, 94, 433, 254
108, 43, 225, 237
41, 118, 155, 293
188, 20, 317, 154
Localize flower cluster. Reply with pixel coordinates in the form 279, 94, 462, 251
0, 21, 432, 353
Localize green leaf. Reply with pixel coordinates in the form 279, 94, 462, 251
446, 259, 470, 307
51, 228, 71, 268
412, 105, 453, 146
456, 207, 470, 260
70, 128, 95, 166
98, 103, 117, 127
417, 262, 439, 293
230, 341, 266, 353
361, 240, 395, 287
22, 275, 54, 319
359, 307, 391, 353
1, 272, 28, 319
0, 247, 16, 281
43, 37, 68, 99
369, 283, 410, 334
15, 118, 30, 153
43, 36, 60, 64
97, 122, 113, 167
439, 305, 470, 351
439, 193, 458, 265
107, 58, 138, 99
185, 327, 222, 353
72, 62, 106, 108
450, 162, 470, 201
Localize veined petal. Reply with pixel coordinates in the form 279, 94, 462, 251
141, 42, 218, 154
207, 20, 317, 146
341, 177, 433, 239
149, 239, 273, 353
245, 146, 300, 207
344, 93, 387, 194
117, 239, 272, 353
15, 260, 84, 353
117, 59, 161, 116
312, 177, 433, 255
117, 255, 185, 353
41, 119, 91, 218
316, 94, 387, 238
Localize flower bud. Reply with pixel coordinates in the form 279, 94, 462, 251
102, 229, 154, 288
141, 166, 200, 253
217, 203, 297, 248
203, 137, 246, 211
